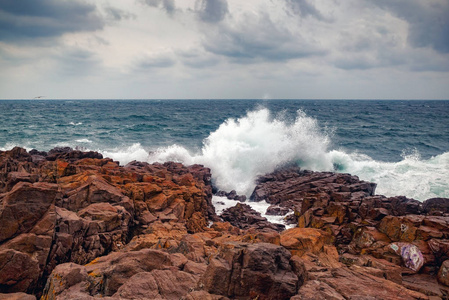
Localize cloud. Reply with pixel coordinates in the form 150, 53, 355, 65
54, 47, 101, 77
104, 6, 136, 22
196, 0, 228, 23
143, 0, 176, 16
0, 0, 104, 41
178, 49, 220, 68
285, 0, 326, 21
134, 53, 176, 71
368, 0, 449, 53
202, 12, 326, 62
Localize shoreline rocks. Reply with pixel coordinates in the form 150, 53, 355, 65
0, 147, 448, 299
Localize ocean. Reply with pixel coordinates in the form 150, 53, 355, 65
1, 99, 448, 202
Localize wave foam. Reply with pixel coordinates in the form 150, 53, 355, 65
331, 150, 449, 200
148, 108, 333, 195
100, 108, 449, 202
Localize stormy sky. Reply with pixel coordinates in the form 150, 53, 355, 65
0, 0, 448, 99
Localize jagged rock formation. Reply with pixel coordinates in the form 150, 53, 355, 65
0, 148, 448, 299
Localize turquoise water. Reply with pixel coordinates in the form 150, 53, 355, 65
1, 99, 448, 200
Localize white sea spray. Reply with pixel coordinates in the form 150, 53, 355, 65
100, 108, 449, 202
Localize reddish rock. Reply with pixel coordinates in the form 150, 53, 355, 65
0, 249, 40, 294
378, 215, 417, 242
199, 242, 301, 300
114, 269, 199, 300
41, 262, 88, 299
280, 227, 332, 257
438, 260, 449, 286
0, 182, 58, 243
402, 273, 449, 298
319, 267, 427, 299
183, 291, 229, 300
293, 280, 345, 300
0, 293, 36, 300
1, 148, 448, 299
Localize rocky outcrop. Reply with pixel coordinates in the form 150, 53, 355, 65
250, 166, 449, 298
1, 149, 449, 299
0, 148, 215, 296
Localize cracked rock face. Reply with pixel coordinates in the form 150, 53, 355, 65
1, 148, 448, 299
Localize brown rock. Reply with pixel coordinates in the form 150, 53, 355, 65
280, 227, 332, 257
438, 260, 449, 286
221, 203, 285, 231
378, 215, 417, 242
78, 202, 130, 233
349, 226, 391, 252
84, 249, 173, 296
0, 293, 36, 300
114, 269, 198, 300
183, 260, 208, 276
41, 262, 88, 299
0, 249, 40, 293
293, 280, 345, 300
321, 267, 427, 299
423, 198, 449, 215
403, 273, 449, 298
183, 291, 229, 300
0, 182, 58, 243
199, 242, 300, 300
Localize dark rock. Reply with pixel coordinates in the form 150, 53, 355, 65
226, 190, 237, 200
423, 198, 449, 215
46, 147, 103, 162
28, 149, 47, 157
221, 203, 285, 232
215, 191, 226, 197
234, 195, 246, 202
266, 205, 290, 216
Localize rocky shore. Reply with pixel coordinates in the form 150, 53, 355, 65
0, 147, 448, 299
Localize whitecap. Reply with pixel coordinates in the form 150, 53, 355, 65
101, 108, 449, 202
75, 138, 92, 143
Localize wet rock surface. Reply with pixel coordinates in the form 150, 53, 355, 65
0, 148, 448, 299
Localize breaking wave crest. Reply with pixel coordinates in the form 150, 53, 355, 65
102, 108, 449, 201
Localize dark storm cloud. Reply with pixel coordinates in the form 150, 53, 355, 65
369, 0, 449, 53
0, 0, 104, 41
203, 14, 326, 62
285, 0, 326, 20
143, 0, 176, 15
197, 0, 228, 23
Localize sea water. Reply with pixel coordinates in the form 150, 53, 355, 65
1, 99, 448, 203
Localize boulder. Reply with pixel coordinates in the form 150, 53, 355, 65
221, 203, 285, 231
280, 228, 332, 257
0, 249, 40, 294
423, 198, 449, 215
438, 260, 449, 286
114, 269, 198, 300
199, 242, 301, 300
0, 182, 58, 243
